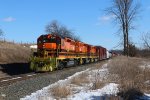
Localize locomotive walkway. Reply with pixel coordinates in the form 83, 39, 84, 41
0, 60, 107, 100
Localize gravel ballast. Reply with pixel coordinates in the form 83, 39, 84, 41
0, 61, 106, 100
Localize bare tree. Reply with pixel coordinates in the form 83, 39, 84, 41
106, 0, 140, 56
142, 32, 150, 49
0, 29, 4, 41
73, 35, 81, 41
45, 20, 60, 36
128, 42, 138, 57
45, 20, 80, 41
59, 26, 73, 38
0, 29, 3, 36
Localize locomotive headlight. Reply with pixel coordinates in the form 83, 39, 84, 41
43, 44, 45, 48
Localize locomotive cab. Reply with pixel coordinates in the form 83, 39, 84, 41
37, 34, 61, 58
37, 34, 61, 50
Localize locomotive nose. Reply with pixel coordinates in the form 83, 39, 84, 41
43, 44, 45, 48
37, 43, 45, 49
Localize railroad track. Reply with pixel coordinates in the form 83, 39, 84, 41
0, 72, 37, 87
0, 60, 107, 88
0, 60, 108, 99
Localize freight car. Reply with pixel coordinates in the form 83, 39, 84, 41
30, 34, 109, 72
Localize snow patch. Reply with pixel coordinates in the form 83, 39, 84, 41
21, 69, 90, 100
21, 63, 120, 100
68, 83, 118, 100
140, 61, 150, 69
30, 45, 37, 49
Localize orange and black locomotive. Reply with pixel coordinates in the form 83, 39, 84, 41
30, 34, 107, 72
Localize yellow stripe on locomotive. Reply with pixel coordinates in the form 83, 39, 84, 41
30, 34, 107, 72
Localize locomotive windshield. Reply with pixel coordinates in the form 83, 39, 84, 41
38, 35, 56, 43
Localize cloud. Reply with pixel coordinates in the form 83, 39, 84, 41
2, 16, 16, 22
99, 16, 111, 21
98, 15, 115, 22
96, 15, 115, 26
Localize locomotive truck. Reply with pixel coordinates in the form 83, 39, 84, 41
30, 34, 108, 72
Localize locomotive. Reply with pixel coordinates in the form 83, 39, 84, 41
30, 34, 109, 72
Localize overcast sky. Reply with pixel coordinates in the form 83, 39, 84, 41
0, 0, 150, 50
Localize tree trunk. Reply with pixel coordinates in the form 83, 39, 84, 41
123, 22, 127, 56
124, 31, 127, 55
125, 0, 129, 56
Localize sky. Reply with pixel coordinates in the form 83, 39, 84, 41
0, 0, 150, 50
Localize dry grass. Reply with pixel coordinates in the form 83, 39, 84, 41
0, 41, 31, 63
50, 84, 71, 99
91, 79, 106, 90
87, 61, 109, 90
108, 56, 150, 95
91, 60, 107, 70
91, 70, 107, 90
70, 72, 90, 86
70, 65, 109, 90
90, 62, 110, 90
108, 56, 142, 81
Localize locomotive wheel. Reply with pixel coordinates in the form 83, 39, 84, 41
93, 59, 95, 62
74, 60, 78, 67
57, 62, 64, 70
83, 59, 86, 64
77, 59, 80, 65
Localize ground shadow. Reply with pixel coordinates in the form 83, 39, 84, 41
91, 95, 150, 100
91, 95, 121, 100
0, 63, 33, 76
90, 88, 150, 100
118, 88, 150, 100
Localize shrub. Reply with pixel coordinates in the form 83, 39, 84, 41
91, 70, 107, 90
71, 72, 89, 86
50, 84, 71, 99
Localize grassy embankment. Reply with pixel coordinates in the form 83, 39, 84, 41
0, 41, 32, 63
